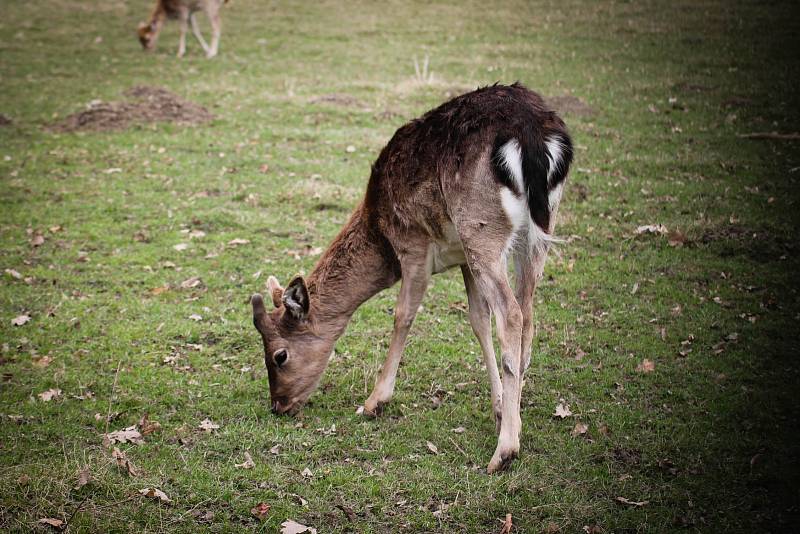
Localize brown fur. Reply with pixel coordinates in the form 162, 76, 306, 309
253, 83, 573, 473
137, 0, 227, 58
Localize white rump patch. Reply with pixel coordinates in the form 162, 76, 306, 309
497, 138, 563, 259
544, 136, 565, 183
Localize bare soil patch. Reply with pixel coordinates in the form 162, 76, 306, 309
546, 94, 596, 117
49, 86, 214, 133
308, 93, 365, 108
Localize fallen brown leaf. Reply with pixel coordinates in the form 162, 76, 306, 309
615, 496, 649, 507
38, 518, 65, 530
112, 447, 139, 476
139, 487, 171, 503
11, 314, 31, 326
553, 403, 572, 419
227, 238, 250, 246
571, 422, 589, 437
75, 467, 92, 489
235, 451, 255, 469
281, 520, 317, 534
5, 268, 22, 279
38, 388, 61, 402
250, 502, 270, 520
103, 426, 144, 447
301, 467, 313, 478
499, 513, 513, 534
198, 418, 219, 432
636, 359, 655, 373
138, 413, 161, 435
180, 276, 203, 289
426, 441, 439, 455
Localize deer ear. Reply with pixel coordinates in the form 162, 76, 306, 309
267, 276, 284, 308
282, 276, 309, 320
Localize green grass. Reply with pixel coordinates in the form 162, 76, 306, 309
2, 0, 799, 531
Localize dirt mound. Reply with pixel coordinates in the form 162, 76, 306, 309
546, 94, 596, 117
308, 93, 366, 108
50, 85, 214, 133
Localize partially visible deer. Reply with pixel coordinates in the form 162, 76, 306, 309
251, 83, 573, 473
137, 0, 228, 58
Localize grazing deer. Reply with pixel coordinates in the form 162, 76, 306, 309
137, 0, 228, 58
251, 83, 573, 473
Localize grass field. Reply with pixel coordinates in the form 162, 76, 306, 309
2, 0, 799, 532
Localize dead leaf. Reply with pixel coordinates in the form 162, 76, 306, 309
636, 359, 655, 373
543, 522, 560, 533
553, 403, 572, 419
149, 285, 170, 295
259, 163, 270, 173
582, 525, 603, 534
281, 520, 317, 534
189, 314, 202, 321
30, 234, 45, 247
571, 422, 589, 437
38, 518, 65, 530
499, 513, 513, 534
452, 426, 466, 434
250, 502, 271, 520
173, 243, 189, 251
227, 238, 250, 246
112, 447, 139, 476
38, 388, 61, 402
180, 276, 203, 289
236, 451, 255, 469
103, 426, 144, 446
138, 413, 161, 435
75, 467, 92, 489
635, 224, 668, 236
32, 355, 53, 368
139, 487, 171, 503
188, 229, 206, 239
301, 467, 313, 478
76, 251, 90, 263
426, 441, 439, 455
17, 474, 30, 485
667, 230, 687, 247
270, 444, 281, 455
11, 314, 31, 326
198, 418, 219, 432
615, 496, 649, 507
5, 268, 22, 279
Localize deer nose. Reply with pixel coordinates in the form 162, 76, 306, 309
271, 398, 289, 415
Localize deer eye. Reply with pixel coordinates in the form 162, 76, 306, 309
273, 349, 288, 367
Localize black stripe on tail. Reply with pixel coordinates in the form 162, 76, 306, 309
491, 131, 573, 232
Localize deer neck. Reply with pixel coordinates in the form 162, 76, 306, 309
306, 205, 399, 341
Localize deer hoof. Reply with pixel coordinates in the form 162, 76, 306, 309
363, 399, 387, 418
487, 448, 518, 474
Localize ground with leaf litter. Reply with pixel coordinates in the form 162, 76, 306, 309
1, 0, 799, 532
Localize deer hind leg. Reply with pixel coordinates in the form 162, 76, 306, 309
512, 247, 547, 413
364, 249, 430, 416
190, 12, 210, 53
458, 232, 524, 473
462, 265, 503, 434
176, 9, 189, 57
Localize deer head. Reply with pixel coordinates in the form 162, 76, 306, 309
251, 276, 333, 415
137, 21, 158, 50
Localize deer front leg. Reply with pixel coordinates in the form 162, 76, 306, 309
364, 253, 430, 416
462, 266, 503, 434
470, 260, 524, 474
176, 11, 189, 57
